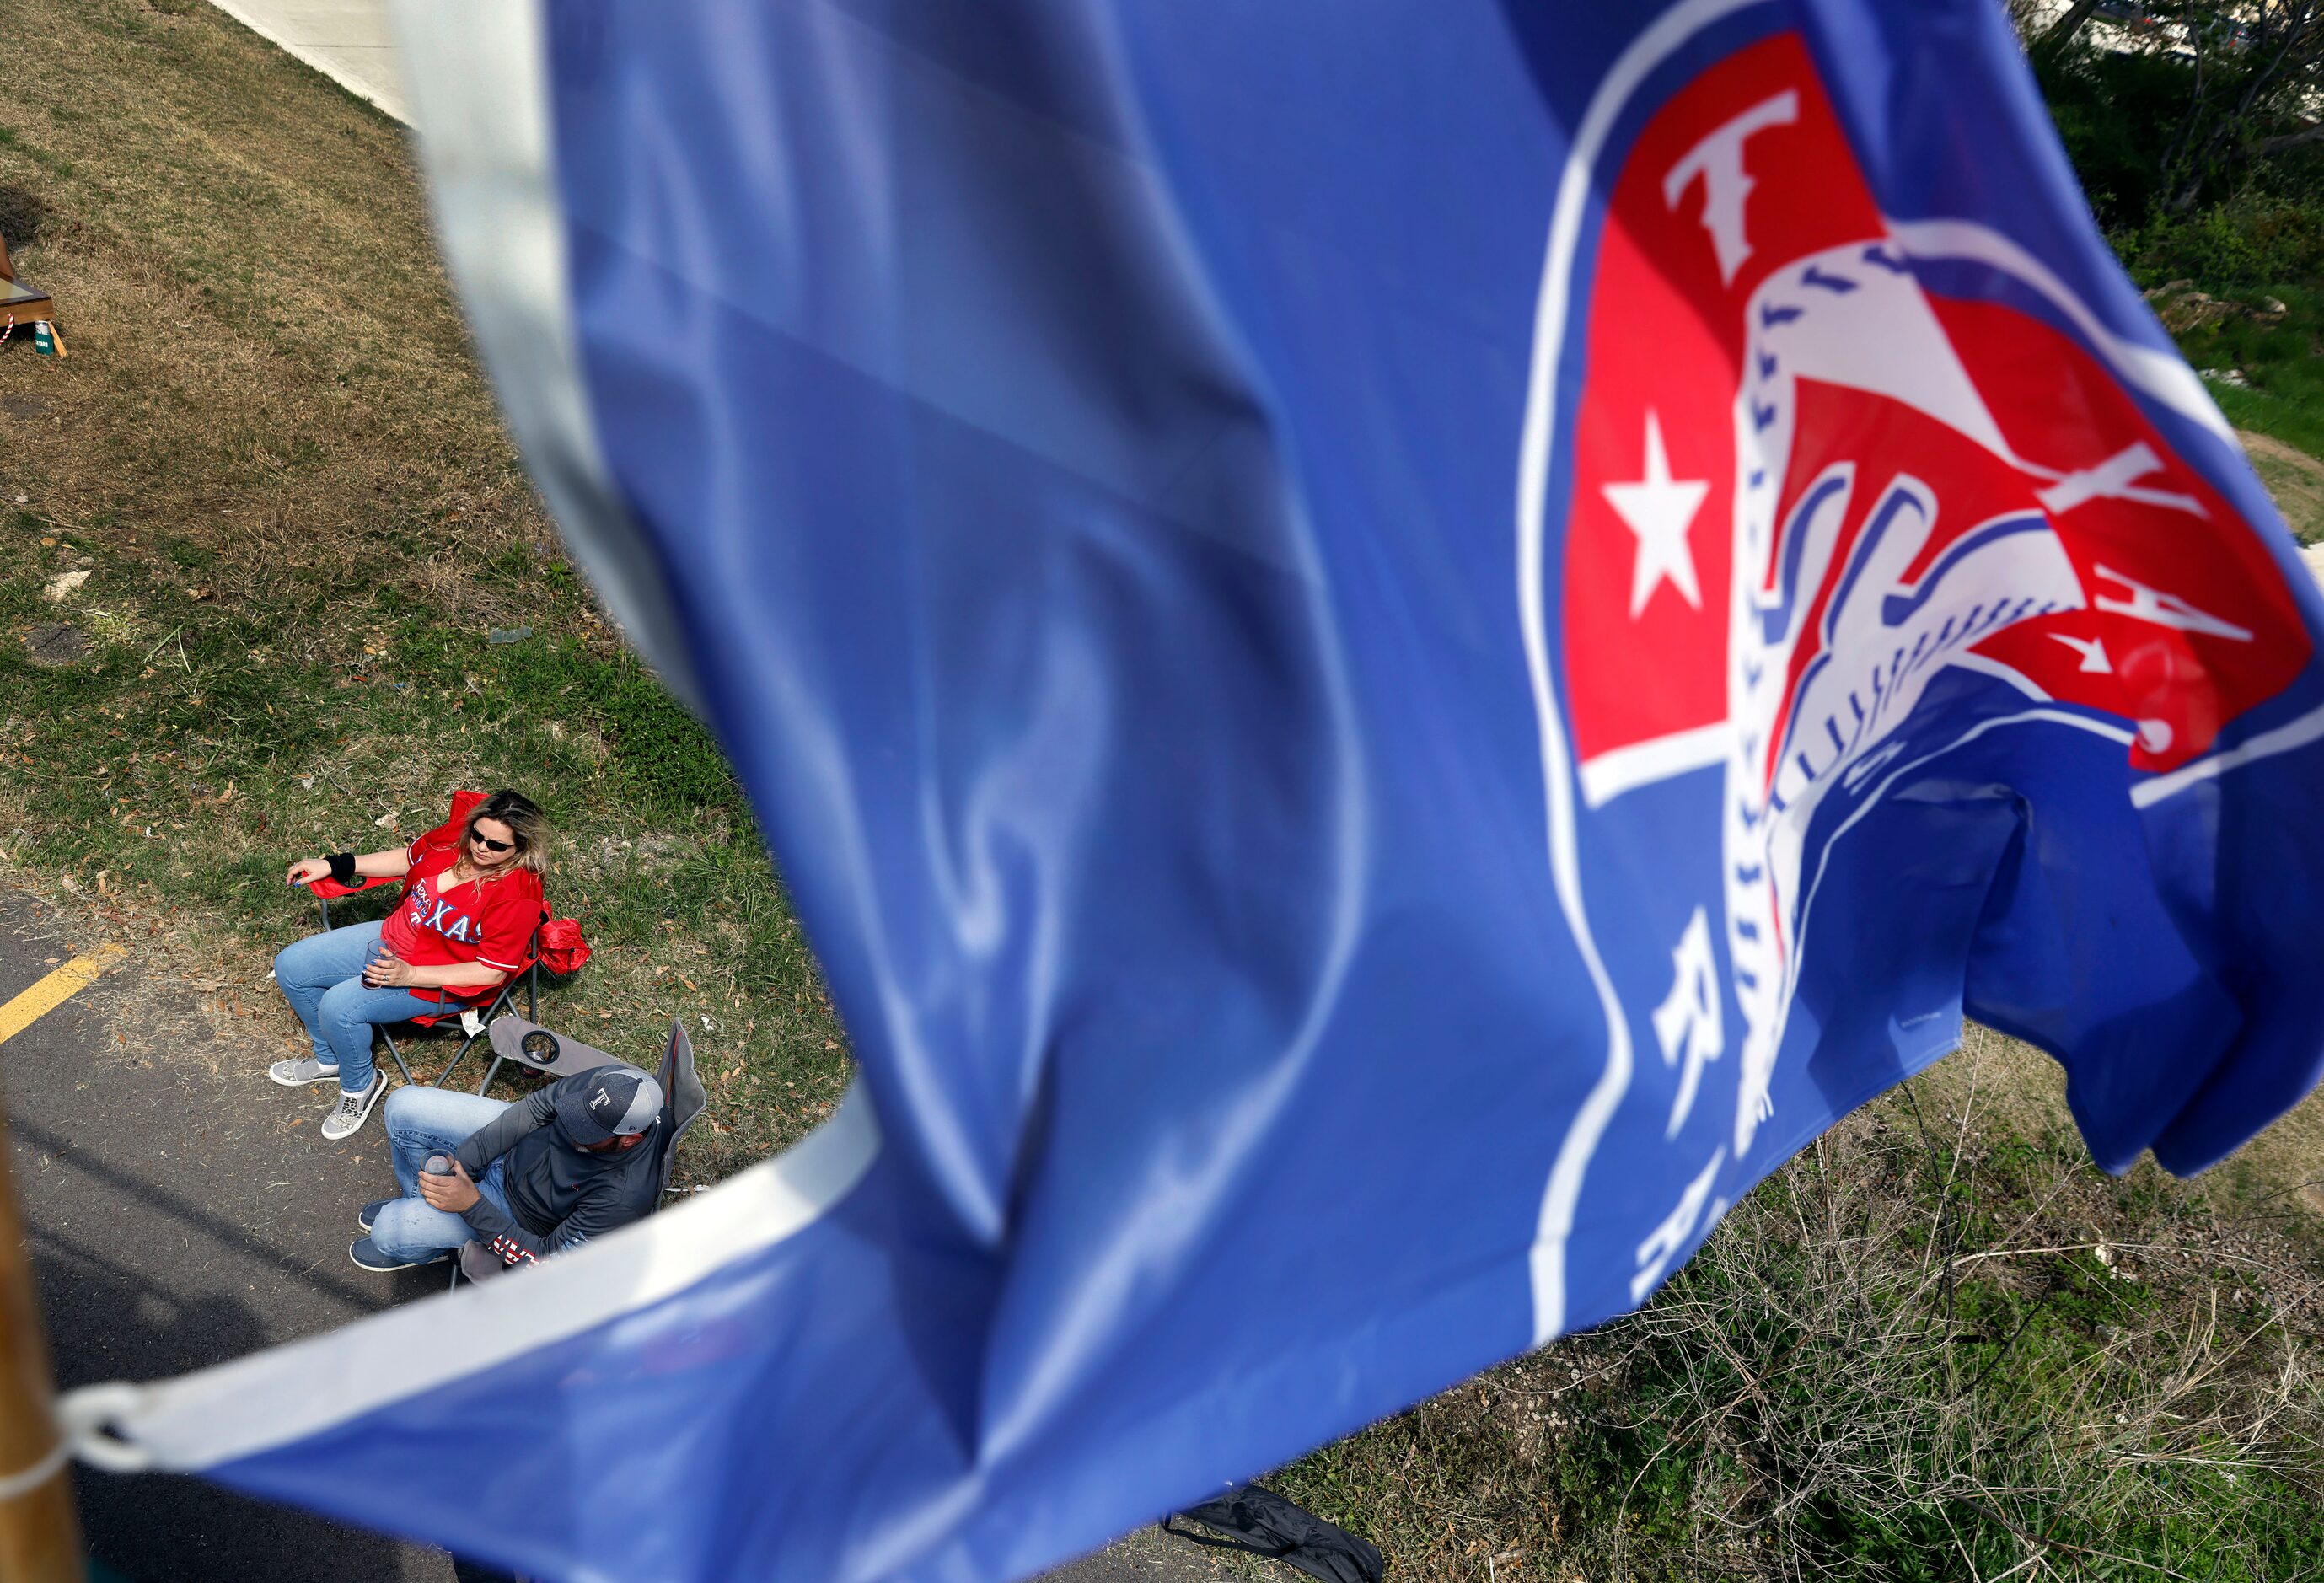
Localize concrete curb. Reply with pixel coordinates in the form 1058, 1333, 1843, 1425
203, 0, 410, 125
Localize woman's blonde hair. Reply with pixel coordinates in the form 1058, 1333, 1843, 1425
465, 789, 551, 877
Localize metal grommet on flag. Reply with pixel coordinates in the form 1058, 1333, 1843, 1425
53, 1382, 157, 1474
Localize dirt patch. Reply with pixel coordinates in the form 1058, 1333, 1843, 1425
0, 867, 293, 1087
23, 620, 88, 665
0, 183, 51, 251
2241, 429, 2324, 545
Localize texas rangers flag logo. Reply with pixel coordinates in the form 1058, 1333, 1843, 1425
1522, 23, 2312, 1339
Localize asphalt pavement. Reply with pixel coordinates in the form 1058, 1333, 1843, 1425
0, 887, 1237, 1582
0, 888, 459, 1580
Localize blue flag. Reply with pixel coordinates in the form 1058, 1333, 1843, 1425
63, 2, 2324, 1579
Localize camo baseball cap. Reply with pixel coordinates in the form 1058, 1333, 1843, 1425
555, 1064, 663, 1146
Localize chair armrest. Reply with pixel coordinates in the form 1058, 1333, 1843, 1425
486, 1015, 622, 1079
306, 874, 400, 900
458, 1242, 512, 1285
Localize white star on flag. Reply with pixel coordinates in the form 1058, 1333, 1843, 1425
1603, 410, 1709, 619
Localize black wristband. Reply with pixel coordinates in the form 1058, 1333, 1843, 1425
326, 851, 357, 885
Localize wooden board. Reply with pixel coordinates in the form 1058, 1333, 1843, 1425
0, 238, 56, 324
0, 276, 52, 324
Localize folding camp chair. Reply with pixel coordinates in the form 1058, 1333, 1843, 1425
309, 890, 545, 1090
452, 1017, 708, 1288
300, 790, 547, 1088
473, 1012, 617, 1095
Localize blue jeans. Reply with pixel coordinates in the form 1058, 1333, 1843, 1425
372, 1087, 516, 1261
273, 921, 437, 1096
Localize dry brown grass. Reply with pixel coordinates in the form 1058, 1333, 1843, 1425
0, 0, 560, 652
1924, 1022, 2324, 1253
1277, 1034, 2324, 1581
2241, 432, 2324, 546
0, 0, 848, 1186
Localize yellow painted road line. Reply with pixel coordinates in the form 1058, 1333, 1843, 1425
0, 947, 126, 1048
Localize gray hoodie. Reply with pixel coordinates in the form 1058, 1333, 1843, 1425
453, 1071, 661, 1264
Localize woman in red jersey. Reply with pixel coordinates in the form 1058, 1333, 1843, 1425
272, 791, 550, 1140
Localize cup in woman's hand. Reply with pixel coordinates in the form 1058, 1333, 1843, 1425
363, 941, 394, 986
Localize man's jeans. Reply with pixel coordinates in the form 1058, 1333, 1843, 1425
371, 1087, 516, 1261
273, 921, 437, 1096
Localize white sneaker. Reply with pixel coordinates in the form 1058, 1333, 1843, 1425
270, 1056, 341, 1087
320, 1074, 386, 1140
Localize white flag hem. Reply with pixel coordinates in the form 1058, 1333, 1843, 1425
389, 0, 706, 712
57, 1085, 881, 1473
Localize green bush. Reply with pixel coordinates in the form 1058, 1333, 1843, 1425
2027, 25, 2324, 302
2117, 196, 2324, 289
2032, 45, 2197, 228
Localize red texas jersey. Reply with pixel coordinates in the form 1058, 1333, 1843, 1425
381, 848, 542, 1005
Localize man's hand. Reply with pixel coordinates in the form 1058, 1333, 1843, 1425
417, 1159, 480, 1214
287, 856, 330, 887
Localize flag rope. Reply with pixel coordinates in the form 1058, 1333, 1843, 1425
51, 1085, 880, 1473
0, 1432, 69, 1500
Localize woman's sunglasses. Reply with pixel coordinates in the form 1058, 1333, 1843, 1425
470, 832, 516, 853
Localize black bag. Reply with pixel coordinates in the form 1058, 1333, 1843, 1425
1164, 1483, 1385, 1583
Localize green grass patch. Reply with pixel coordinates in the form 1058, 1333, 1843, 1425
0, 0, 850, 1181
1271, 1081, 2324, 1581
2161, 283, 2324, 464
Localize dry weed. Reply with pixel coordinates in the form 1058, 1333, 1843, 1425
1278, 1065, 2324, 1581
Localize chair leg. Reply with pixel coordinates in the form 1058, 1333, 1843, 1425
470, 987, 523, 1093
378, 1028, 416, 1087
438, 982, 523, 1092
432, 1023, 488, 1088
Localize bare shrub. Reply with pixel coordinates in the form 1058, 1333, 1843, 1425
1276, 1064, 2324, 1580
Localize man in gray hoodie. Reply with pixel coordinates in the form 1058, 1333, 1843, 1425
350, 1065, 663, 1272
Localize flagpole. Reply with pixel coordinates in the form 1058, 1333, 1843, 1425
0, 1107, 82, 1583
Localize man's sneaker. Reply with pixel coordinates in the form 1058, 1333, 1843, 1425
269, 1056, 341, 1087
357, 1198, 397, 1234
348, 1237, 447, 1273
320, 1074, 386, 1141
